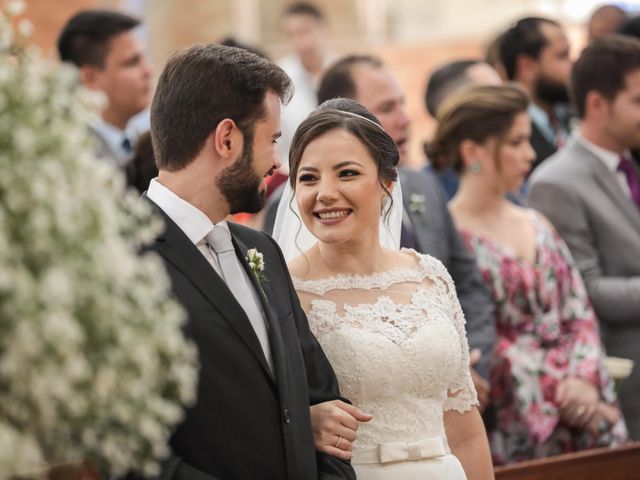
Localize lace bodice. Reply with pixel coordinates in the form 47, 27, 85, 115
293, 250, 477, 449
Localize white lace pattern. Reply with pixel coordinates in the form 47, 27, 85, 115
293, 250, 478, 449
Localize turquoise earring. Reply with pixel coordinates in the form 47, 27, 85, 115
469, 162, 481, 174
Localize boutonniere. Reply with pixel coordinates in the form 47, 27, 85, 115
246, 248, 267, 285
409, 193, 426, 214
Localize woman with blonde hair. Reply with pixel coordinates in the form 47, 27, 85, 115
428, 84, 627, 464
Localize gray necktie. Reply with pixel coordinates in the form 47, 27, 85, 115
207, 225, 272, 371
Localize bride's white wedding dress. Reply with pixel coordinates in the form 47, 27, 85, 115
293, 250, 477, 479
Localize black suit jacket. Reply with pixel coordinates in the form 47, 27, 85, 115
141, 200, 354, 480
529, 122, 557, 173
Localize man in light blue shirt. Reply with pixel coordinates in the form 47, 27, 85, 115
58, 10, 152, 168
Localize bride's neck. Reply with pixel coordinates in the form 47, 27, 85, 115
316, 231, 387, 276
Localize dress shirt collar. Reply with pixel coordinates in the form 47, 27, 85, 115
92, 118, 134, 161
576, 134, 625, 173
147, 178, 228, 245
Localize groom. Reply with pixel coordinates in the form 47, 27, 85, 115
141, 44, 355, 479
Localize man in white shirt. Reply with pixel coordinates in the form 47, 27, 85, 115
529, 35, 640, 439
277, 2, 334, 169
57, 10, 152, 168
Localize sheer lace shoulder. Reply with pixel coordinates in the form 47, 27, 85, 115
293, 250, 477, 448
293, 249, 443, 295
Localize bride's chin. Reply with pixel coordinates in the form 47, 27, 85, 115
312, 232, 351, 246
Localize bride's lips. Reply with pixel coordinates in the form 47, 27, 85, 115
313, 208, 353, 225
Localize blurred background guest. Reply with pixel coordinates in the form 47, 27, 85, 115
423, 59, 502, 198
277, 2, 335, 172
429, 84, 628, 464
529, 35, 640, 440
498, 17, 573, 173
588, 4, 628, 41
57, 9, 152, 169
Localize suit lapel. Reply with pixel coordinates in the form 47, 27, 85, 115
399, 169, 428, 252
148, 200, 275, 381
578, 144, 640, 233
531, 122, 557, 170
231, 229, 286, 384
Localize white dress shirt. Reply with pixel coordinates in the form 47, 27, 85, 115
147, 178, 224, 276
92, 119, 136, 167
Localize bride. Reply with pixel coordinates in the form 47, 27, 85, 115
273, 98, 493, 479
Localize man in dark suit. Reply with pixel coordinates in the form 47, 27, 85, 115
529, 35, 640, 439
142, 44, 357, 480
313, 55, 496, 408
498, 16, 573, 172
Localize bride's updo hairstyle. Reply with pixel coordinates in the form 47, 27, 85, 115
288, 98, 399, 210
425, 84, 529, 173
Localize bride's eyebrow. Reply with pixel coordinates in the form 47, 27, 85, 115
333, 161, 363, 170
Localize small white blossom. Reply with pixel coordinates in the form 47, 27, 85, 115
17, 18, 32, 37
246, 248, 266, 284
5, 0, 26, 17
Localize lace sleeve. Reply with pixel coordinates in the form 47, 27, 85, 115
429, 258, 479, 413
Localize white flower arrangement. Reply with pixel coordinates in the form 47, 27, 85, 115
0, 4, 198, 478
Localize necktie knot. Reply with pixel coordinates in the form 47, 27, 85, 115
207, 225, 234, 254
618, 155, 635, 174
122, 136, 133, 155
617, 155, 640, 209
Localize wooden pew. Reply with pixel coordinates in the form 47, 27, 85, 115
494, 442, 640, 480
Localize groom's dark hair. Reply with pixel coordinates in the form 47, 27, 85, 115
151, 44, 293, 171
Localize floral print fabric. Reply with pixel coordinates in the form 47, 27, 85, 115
460, 210, 627, 464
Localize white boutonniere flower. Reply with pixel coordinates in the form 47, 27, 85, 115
409, 193, 426, 213
246, 248, 266, 285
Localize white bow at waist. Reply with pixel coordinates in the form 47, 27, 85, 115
352, 436, 450, 465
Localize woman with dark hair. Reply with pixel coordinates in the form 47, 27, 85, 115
274, 98, 493, 479
428, 84, 628, 464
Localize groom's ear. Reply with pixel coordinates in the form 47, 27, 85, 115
213, 119, 241, 159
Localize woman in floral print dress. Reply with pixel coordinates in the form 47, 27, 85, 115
427, 84, 628, 464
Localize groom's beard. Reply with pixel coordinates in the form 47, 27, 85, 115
217, 145, 266, 215
535, 75, 570, 105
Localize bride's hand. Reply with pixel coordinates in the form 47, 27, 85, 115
310, 400, 373, 460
